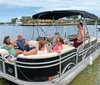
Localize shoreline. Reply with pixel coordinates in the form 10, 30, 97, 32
0, 23, 100, 26
22, 23, 100, 26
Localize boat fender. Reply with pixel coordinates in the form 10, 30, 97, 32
89, 56, 92, 65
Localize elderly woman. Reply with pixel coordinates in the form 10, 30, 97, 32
1, 36, 22, 56
51, 37, 64, 53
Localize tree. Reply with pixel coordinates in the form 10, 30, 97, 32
0, 22, 4, 25
71, 15, 78, 23
11, 18, 18, 24
20, 16, 33, 24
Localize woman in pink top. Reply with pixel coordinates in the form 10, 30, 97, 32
51, 37, 64, 53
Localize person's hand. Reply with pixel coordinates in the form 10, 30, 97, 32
11, 40, 17, 46
8, 45, 13, 49
23, 51, 26, 55
4, 45, 7, 48
23, 50, 27, 55
72, 36, 76, 39
50, 50, 54, 53
77, 40, 82, 43
24, 40, 28, 46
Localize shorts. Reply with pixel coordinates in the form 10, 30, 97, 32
72, 38, 83, 48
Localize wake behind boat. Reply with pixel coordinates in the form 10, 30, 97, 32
0, 10, 100, 85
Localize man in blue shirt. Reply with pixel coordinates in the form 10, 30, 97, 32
16, 33, 31, 51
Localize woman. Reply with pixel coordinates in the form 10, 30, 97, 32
37, 40, 47, 55
51, 37, 64, 53
23, 40, 47, 56
2, 36, 22, 56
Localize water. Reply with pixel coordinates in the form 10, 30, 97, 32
0, 25, 100, 85
0, 25, 100, 44
69, 56, 100, 85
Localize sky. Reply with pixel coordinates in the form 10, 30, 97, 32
0, 0, 100, 22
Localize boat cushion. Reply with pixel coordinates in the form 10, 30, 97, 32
0, 49, 9, 56
17, 45, 75, 59
28, 40, 39, 49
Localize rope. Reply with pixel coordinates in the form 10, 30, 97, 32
39, 27, 47, 36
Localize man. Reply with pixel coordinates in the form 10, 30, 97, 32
72, 22, 85, 47
16, 33, 31, 51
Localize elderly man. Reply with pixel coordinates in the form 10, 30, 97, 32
16, 33, 31, 51
72, 22, 85, 47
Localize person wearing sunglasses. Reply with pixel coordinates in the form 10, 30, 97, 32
51, 37, 64, 53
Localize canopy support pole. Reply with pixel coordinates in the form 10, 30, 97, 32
39, 26, 47, 36
52, 16, 58, 32
95, 20, 98, 38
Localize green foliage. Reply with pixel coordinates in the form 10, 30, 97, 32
97, 18, 100, 24
0, 22, 4, 24
6, 22, 11, 25
11, 18, 18, 24
9, 16, 100, 25
20, 16, 33, 24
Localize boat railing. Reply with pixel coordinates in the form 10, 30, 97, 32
16, 52, 76, 68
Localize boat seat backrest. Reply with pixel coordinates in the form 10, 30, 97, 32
17, 45, 75, 59
0, 49, 9, 56
77, 44, 84, 53
52, 32, 60, 46
0, 49, 15, 62
45, 43, 52, 52
28, 40, 39, 49
62, 44, 69, 49
0, 49, 9, 60
77, 36, 97, 53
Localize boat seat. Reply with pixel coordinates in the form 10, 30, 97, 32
0, 49, 9, 56
28, 40, 52, 52
51, 32, 60, 47
77, 36, 97, 53
77, 44, 84, 53
17, 45, 75, 59
28, 40, 39, 49
0, 49, 15, 62
45, 43, 52, 52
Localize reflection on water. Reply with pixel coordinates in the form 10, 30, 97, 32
68, 56, 100, 85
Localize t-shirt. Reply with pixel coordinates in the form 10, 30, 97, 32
53, 43, 62, 51
37, 48, 47, 55
17, 38, 30, 51
1, 44, 16, 56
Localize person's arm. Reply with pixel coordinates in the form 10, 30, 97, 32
8, 45, 13, 49
24, 40, 29, 46
51, 46, 62, 53
11, 40, 17, 47
72, 33, 78, 39
3, 44, 11, 50
23, 49, 37, 56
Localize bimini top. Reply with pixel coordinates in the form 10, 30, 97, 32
32, 10, 98, 20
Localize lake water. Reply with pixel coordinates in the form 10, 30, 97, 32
0, 25, 100, 45
0, 25, 100, 85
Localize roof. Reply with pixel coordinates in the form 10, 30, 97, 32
32, 10, 98, 20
